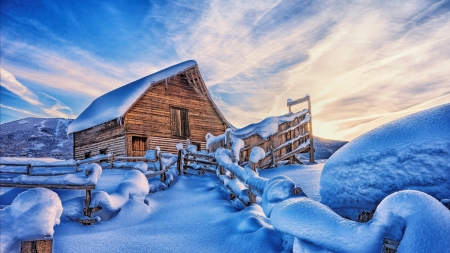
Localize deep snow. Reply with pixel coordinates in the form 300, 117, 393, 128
53, 172, 288, 253
0, 188, 62, 253
320, 103, 450, 217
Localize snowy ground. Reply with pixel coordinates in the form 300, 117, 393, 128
3, 165, 321, 252
259, 163, 324, 202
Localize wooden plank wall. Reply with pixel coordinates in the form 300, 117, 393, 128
74, 135, 125, 160
73, 119, 125, 160
124, 69, 227, 153
149, 136, 205, 154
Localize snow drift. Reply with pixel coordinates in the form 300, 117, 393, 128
320, 103, 450, 216
271, 190, 450, 253
90, 170, 149, 214
1, 188, 63, 253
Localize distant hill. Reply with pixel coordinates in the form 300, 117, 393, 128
0, 117, 347, 160
298, 136, 348, 161
0, 117, 74, 159
313, 136, 348, 159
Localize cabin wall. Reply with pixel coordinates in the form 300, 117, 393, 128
124, 73, 227, 154
73, 119, 125, 160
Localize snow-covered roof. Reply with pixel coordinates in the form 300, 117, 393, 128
68, 60, 198, 134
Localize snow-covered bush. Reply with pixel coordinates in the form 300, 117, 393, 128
1, 188, 63, 253
320, 103, 450, 217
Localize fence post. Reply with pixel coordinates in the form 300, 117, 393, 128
226, 131, 231, 150
269, 135, 276, 167
21, 239, 52, 253
248, 186, 256, 204
26, 164, 31, 175
110, 154, 114, 169
83, 189, 92, 217
159, 151, 166, 182
307, 95, 315, 163
249, 161, 257, 172
177, 150, 183, 175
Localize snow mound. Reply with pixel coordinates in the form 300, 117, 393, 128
1, 188, 62, 253
133, 161, 148, 173
68, 60, 197, 134
271, 190, 450, 253
90, 170, 149, 215
320, 103, 450, 214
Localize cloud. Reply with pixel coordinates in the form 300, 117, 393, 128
1, 0, 449, 141
156, 0, 450, 139
0, 68, 41, 106
0, 104, 42, 117
0, 69, 75, 119
40, 92, 75, 119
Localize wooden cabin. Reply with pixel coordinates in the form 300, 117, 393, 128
68, 60, 231, 160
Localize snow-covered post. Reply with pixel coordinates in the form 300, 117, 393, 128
21, 239, 52, 253
226, 131, 231, 150
248, 147, 265, 204
110, 154, 115, 169
2, 188, 62, 253
269, 135, 276, 167
26, 164, 31, 175
177, 150, 183, 175
176, 143, 184, 175
249, 147, 265, 172
307, 95, 315, 164
157, 148, 165, 182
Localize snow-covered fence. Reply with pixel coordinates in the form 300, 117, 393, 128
212, 146, 305, 207
0, 154, 111, 175
0, 164, 102, 225
206, 94, 314, 168
108, 149, 178, 181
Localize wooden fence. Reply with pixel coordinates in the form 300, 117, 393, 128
207, 95, 314, 169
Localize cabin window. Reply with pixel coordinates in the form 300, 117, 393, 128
99, 148, 108, 155
84, 151, 91, 159
171, 107, 190, 138
132, 136, 147, 154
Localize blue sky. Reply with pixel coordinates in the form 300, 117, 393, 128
1, 0, 449, 140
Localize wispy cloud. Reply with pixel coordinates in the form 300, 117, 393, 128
1, 69, 75, 120
0, 104, 42, 117
155, 0, 450, 139
0, 68, 41, 105
1, 0, 449, 140
40, 92, 75, 119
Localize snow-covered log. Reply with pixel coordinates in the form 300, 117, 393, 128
270, 190, 450, 253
